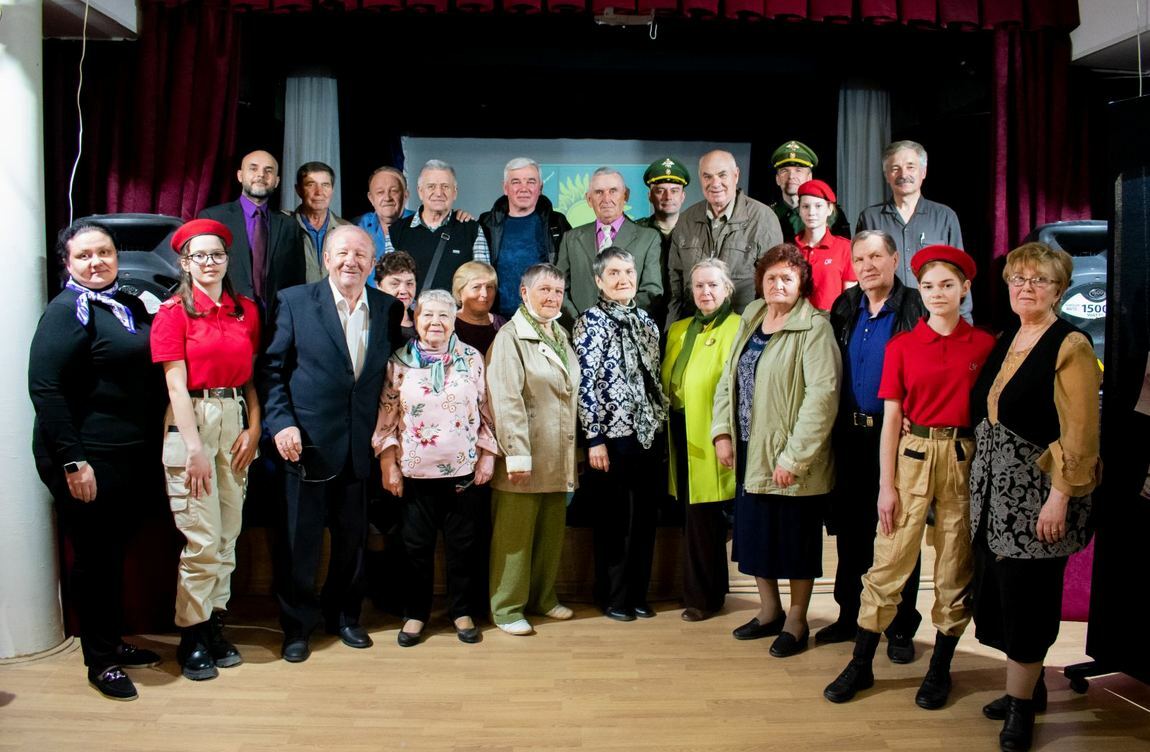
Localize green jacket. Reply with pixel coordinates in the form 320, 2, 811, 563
711, 297, 841, 496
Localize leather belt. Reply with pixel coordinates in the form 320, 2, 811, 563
191, 387, 242, 399
851, 412, 878, 428
909, 423, 972, 440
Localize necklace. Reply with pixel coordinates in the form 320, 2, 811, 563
1010, 314, 1057, 352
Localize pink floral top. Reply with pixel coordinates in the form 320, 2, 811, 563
372, 339, 499, 479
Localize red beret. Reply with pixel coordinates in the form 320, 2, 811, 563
796, 179, 836, 203
911, 245, 977, 281
171, 219, 233, 253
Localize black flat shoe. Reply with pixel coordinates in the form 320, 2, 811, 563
604, 606, 636, 622
281, 638, 311, 663
769, 628, 810, 658
732, 612, 786, 640
88, 666, 138, 702
984, 670, 1047, 720
681, 607, 711, 622
335, 624, 373, 649
397, 629, 423, 648
815, 620, 857, 645
633, 603, 656, 619
887, 632, 916, 664
456, 626, 482, 644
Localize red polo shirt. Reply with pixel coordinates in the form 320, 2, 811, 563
878, 318, 996, 427
796, 232, 856, 311
150, 287, 261, 390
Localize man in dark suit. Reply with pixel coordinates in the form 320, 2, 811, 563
556, 167, 662, 323
261, 225, 398, 662
199, 149, 307, 317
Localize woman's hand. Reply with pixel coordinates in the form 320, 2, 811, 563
508, 470, 532, 485
474, 453, 495, 485
185, 447, 213, 499
230, 427, 260, 473
381, 456, 404, 497
1036, 487, 1071, 543
588, 444, 610, 472
877, 485, 901, 536
66, 464, 98, 503
772, 465, 795, 488
714, 435, 734, 469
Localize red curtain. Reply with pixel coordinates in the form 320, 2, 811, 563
104, 2, 241, 220
990, 26, 1090, 258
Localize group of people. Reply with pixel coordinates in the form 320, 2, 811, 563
29, 140, 1100, 752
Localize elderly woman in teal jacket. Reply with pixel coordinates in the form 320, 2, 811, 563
712, 243, 841, 658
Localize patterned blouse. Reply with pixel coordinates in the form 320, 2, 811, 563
736, 329, 772, 441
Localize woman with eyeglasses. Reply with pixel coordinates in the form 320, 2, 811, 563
968, 243, 1101, 752
150, 219, 262, 682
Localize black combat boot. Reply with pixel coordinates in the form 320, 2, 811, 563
824, 629, 880, 703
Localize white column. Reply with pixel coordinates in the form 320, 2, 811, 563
0, 0, 66, 660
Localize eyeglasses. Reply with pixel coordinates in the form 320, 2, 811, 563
187, 252, 229, 266
1007, 275, 1055, 289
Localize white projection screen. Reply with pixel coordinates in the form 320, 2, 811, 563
400, 137, 754, 225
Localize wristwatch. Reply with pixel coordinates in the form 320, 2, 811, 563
63, 461, 87, 474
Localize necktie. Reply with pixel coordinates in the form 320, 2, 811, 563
250, 207, 268, 300
598, 224, 614, 252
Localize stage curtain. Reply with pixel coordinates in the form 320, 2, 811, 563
282, 75, 344, 216
836, 79, 891, 226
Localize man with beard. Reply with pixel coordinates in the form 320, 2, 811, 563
199, 149, 306, 317
767, 140, 851, 239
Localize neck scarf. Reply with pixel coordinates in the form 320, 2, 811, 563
65, 277, 137, 333
519, 304, 569, 372
596, 297, 667, 448
397, 334, 468, 393
669, 299, 732, 403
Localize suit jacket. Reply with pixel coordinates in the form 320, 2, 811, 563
261, 281, 399, 481
198, 200, 307, 315
556, 218, 663, 322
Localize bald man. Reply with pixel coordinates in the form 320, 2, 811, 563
199, 149, 307, 317
666, 150, 783, 322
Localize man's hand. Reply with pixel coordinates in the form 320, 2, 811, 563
275, 426, 303, 462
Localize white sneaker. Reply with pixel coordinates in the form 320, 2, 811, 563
544, 604, 574, 620
497, 619, 533, 635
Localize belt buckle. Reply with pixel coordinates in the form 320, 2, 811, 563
934, 426, 956, 440
853, 412, 874, 428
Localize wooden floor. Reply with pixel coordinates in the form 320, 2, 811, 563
1, 590, 1147, 752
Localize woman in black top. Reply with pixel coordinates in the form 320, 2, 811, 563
28, 221, 167, 702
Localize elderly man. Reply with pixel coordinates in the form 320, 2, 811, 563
556, 167, 662, 322
287, 161, 350, 283
479, 157, 571, 319
388, 159, 489, 293
667, 150, 784, 322
824, 230, 927, 662
262, 225, 401, 662
357, 166, 413, 265
767, 140, 851, 239
856, 140, 971, 320
198, 149, 306, 315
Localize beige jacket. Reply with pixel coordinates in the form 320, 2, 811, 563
712, 297, 841, 496
486, 310, 580, 494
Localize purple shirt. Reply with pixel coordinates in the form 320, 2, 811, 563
596, 216, 625, 250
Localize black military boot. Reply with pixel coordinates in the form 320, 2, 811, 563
206, 611, 243, 668
824, 629, 880, 703
999, 696, 1036, 751
177, 623, 219, 681
915, 631, 959, 709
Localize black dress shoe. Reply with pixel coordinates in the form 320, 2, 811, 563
632, 603, 656, 618
115, 643, 162, 668
887, 632, 916, 664
281, 638, 311, 663
984, 670, 1047, 720
815, 620, 857, 645
604, 606, 636, 622
335, 624, 373, 649
732, 612, 786, 640
456, 625, 482, 644
88, 666, 138, 701
681, 607, 711, 622
397, 629, 423, 648
207, 612, 243, 668
769, 629, 810, 658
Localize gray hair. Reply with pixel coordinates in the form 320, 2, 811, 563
589, 166, 626, 191
414, 288, 458, 317
852, 229, 898, 256
367, 165, 408, 194
689, 258, 735, 297
503, 157, 540, 183
418, 159, 457, 186
592, 246, 635, 279
520, 262, 564, 291
882, 140, 928, 169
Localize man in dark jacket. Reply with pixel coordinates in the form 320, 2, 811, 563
479, 157, 570, 319
823, 229, 927, 663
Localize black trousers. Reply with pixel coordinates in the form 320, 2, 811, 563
400, 475, 479, 623
670, 412, 730, 612
830, 420, 922, 638
275, 464, 368, 639
46, 447, 162, 671
585, 436, 660, 611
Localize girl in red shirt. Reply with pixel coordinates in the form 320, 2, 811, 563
151, 219, 261, 682
795, 179, 856, 310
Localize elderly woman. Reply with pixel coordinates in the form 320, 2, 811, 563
574, 246, 668, 621
29, 220, 167, 701
452, 261, 506, 355
969, 243, 1100, 751
795, 179, 856, 311
662, 259, 741, 622
151, 219, 262, 681
713, 243, 841, 657
487, 263, 580, 635
376, 250, 418, 342
374, 289, 499, 646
